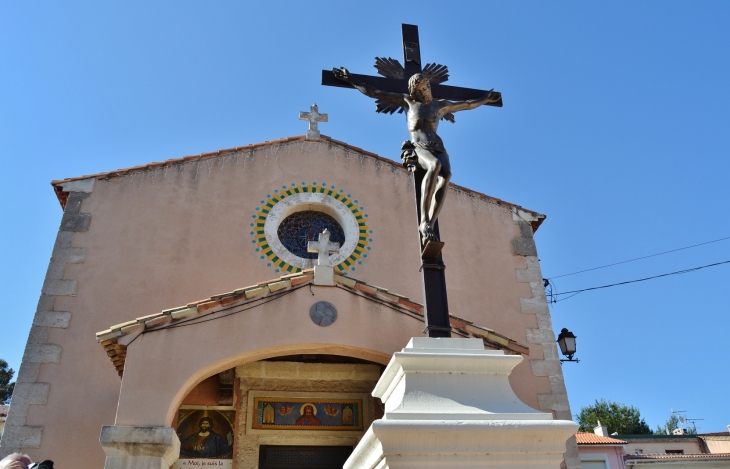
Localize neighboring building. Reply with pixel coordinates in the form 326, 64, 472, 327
699, 433, 730, 454
621, 434, 704, 456
576, 431, 626, 469
0, 134, 580, 469
620, 431, 730, 468
624, 453, 730, 468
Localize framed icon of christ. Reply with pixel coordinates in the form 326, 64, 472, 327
174, 406, 235, 469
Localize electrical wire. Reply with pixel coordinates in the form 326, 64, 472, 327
547, 236, 730, 280
548, 259, 730, 303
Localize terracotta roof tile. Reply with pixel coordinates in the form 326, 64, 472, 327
49, 135, 545, 230
575, 432, 627, 445
625, 453, 730, 460
95, 270, 529, 378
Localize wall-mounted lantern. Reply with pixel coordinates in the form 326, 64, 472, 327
557, 328, 579, 363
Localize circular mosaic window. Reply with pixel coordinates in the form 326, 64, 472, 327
251, 182, 373, 274
277, 211, 346, 259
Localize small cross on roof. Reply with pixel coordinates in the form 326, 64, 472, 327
299, 103, 328, 140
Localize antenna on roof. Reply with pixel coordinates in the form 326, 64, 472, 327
686, 418, 704, 433
670, 409, 704, 434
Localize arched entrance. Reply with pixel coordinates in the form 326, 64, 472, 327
174, 353, 385, 469
100, 280, 425, 469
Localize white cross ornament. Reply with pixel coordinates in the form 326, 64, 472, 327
307, 229, 340, 266
307, 229, 340, 286
299, 103, 328, 140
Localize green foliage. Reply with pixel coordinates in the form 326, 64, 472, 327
656, 414, 679, 435
656, 414, 696, 435
577, 399, 652, 435
0, 359, 15, 404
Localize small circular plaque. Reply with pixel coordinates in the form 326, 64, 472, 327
310, 301, 337, 327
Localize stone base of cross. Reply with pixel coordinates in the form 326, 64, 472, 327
307, 229, 340, 286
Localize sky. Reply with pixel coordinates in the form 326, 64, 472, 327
1, 1, 728, 432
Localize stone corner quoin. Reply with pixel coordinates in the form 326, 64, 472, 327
0, 180, 94, 457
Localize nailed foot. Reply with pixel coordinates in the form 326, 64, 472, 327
419, 221, 438, 244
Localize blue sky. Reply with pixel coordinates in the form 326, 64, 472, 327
2, 2, 728, 432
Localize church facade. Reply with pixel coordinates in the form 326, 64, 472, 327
1, 134, 579, 468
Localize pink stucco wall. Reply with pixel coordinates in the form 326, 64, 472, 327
579, 445, 626, 469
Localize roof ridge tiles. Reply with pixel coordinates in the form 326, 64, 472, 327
625, 453, 730, 460
575, 432, 628, 445
94, 271, 529, 378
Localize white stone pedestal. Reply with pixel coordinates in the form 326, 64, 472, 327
344, 338, 578, 469
100, 426, 180, 469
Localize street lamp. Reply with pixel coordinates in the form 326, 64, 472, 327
557, 328, 579, 363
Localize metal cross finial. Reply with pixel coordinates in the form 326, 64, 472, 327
299, 103, 328, 140
307, 229, 340, 266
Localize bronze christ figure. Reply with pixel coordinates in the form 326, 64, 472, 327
333, 67, 500, 243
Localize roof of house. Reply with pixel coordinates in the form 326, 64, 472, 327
0, 405, 8, 418
576, 432, 627, 445
625, 453, 730, 461
95, 268, 530, 377
50, 134, 546, 232
617, 434, 699, 441
699, 433, 730, 440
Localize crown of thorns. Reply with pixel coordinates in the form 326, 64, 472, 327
408, 73, 430, 95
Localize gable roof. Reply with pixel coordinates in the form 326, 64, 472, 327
95, 269, 529, 377
617, 434, 699, 442
576, 432, 627, 445
51, 134, 545, 232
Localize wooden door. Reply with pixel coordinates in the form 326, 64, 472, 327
258, 445, 353, 469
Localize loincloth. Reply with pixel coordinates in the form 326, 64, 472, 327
400, 140, 446, 171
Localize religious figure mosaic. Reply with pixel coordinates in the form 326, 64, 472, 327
250, 182, 372, 273
252, 397, 362, 431
277, 211, 345, 259
175, 409, 234, 462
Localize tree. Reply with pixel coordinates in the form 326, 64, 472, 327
0, 359, 15, 404
577, 399, 652, 435
656, 414, 696, 435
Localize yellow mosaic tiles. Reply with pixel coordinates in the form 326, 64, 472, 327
250, 182, 373, 274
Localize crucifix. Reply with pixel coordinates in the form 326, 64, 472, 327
322, 24, 502, 338
299, 103, 328, 140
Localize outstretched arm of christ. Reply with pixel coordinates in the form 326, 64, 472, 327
439, 89, 501, 114
332, 67, 405, 107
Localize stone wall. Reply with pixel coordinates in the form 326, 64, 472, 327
512, 213, 581, 469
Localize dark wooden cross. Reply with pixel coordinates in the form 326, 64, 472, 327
322, 24, 503, 110
322, 24, 502, 338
